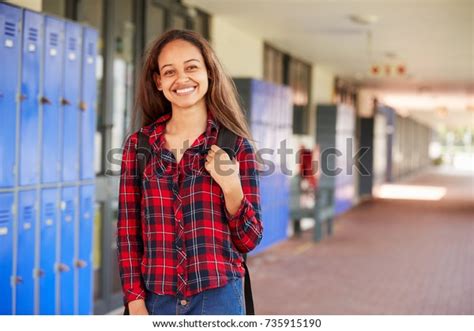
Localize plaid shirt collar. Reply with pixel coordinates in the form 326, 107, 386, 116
143, 110, 220, 153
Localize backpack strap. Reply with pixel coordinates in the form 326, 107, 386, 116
217, 127, 255, 315
216, 126, 238, 160
136, 130, 152, 179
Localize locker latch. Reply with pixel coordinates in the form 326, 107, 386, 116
75, 260, 88, 268
35, 269, 46, 278
61, 98, 71, 106
12, 276, 23, 285
40, 96, 52, 105
57, 263, 70, 273
79, 101, 87, 111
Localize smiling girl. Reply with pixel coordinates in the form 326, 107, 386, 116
117, 29, 263, 315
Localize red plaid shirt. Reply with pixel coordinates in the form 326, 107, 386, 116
117, 111, 263, 304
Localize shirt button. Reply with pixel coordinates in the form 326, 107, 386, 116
180, 299, 187, 306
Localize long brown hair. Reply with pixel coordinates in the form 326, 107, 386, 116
132, 29, 255, 148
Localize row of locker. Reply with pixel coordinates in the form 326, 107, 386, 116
0, 3, 97, 187
252, 172, 291, 255
235, 79, 293, 166
333, 104, 356, 215
233, 79, 294, 253
0, 185, 95, 315
316, 104, 357, 216
393, 115, 432, 179
374, 107, 432, 183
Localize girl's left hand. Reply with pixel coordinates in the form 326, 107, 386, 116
204, 145, 241, 193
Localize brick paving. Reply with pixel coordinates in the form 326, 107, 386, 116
248, 168, 474, 314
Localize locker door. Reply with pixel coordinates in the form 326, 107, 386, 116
0, 4, 21, 188
19, 11, 43, 186
59, 186, 77, 314
16, 190, 37, 315
42, 17, 64, 183
80, 27, 97, 180
39, 188, 58, 315
77, 185, 95, 314
62, 22, 82, 182
0, 193, 14, 314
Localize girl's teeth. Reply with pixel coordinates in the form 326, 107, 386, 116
176, 87, 195, 94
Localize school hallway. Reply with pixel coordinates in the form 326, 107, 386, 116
247, 167, 474, 315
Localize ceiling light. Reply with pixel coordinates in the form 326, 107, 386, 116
349, 14, 379, 26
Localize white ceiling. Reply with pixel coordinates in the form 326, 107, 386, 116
184, 0, 473, 129
185, 0, 473, 89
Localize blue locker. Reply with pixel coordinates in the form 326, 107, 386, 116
62, 22, 82, 182
0, 193, 14, 314
39, 188, 58, 315
59, 186, 77, 314
77, 185, 95, 314
16, 190, 37, 314
0, 4, 21, 188
19, 11, 43, 186
250, 80, 263, 123
80, 28, 97, 180
42, 17, 65, 183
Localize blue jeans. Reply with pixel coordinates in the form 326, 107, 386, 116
145, 278, 244, 315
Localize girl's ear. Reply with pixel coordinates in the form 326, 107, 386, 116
153, 72, 162, 91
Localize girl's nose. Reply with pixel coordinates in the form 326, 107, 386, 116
176, 71, 191, 82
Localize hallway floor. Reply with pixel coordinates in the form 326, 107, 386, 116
248, 167, 474, 314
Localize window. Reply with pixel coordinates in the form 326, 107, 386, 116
145, 1, 165, 48
264, 43, 312, 134
193, 9, 210, 40
264, 44, 284, 85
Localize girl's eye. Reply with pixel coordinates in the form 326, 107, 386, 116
187, 65, 198, 70
163, 70, 174, 76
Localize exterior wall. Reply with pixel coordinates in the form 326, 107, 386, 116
4, 0, 41, 11
210, 16, 263, 79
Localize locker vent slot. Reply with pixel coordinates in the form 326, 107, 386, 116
68, 37, 76, 51
66, 200, 74, 214
0, 209, 10, 224
23, 206, 34, 221
50, 32, 59, 47
87, 42, 94, 56
28, 27, 38, 42
45, 202, 55, 218
4, 21, 16, 37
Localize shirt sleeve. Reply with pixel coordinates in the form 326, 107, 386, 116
224, 136, 264, 253
116, 132, 146, 304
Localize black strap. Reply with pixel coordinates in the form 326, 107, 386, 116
137, 130, 152, 178
128, 126, 255, 315
216, 128, 255, 315
242, 254, 254, 315
216, 126, 237, 160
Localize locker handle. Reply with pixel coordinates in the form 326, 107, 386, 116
75, 259, 88, 268
13, 276, 23, 284
40, 96, 52, 105
19, 94, 27, 101
36, 269, 46, 278
57, 263, 70, 273
61, 98, 71, 106
79, 101, 88, 111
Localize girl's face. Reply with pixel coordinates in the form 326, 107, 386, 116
154, 39, 209, 111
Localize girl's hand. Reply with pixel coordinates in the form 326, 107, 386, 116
204, 145, 241, 194
128, 299, 149, 315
